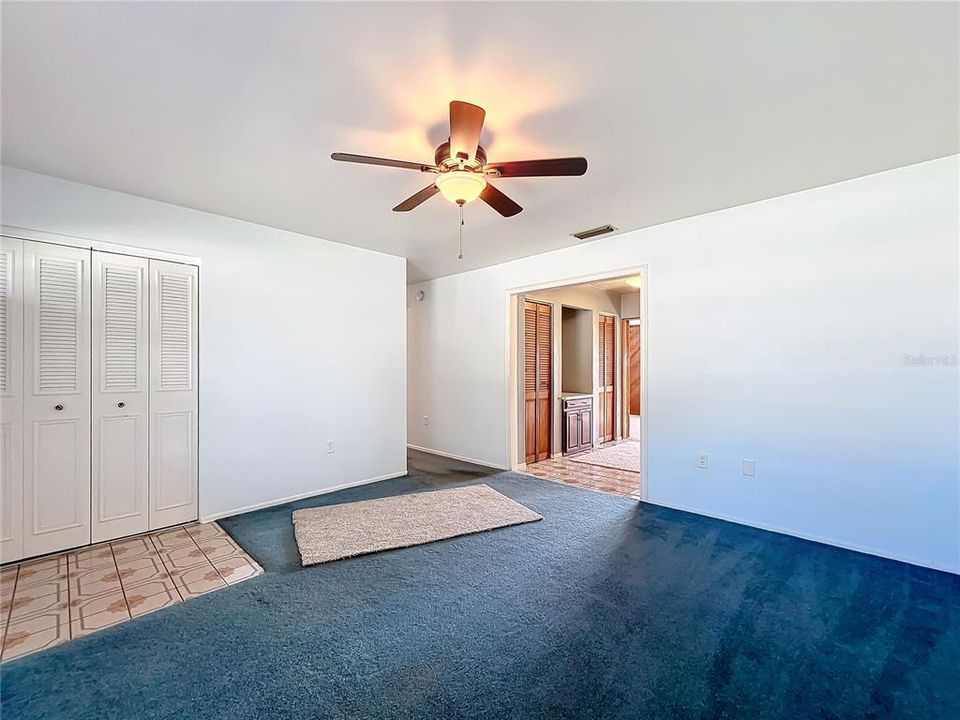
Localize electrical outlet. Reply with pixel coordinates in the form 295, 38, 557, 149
327, 440, 335, 454
696, 453, 709, 469
742, 459, 756, 476
423, 415, 430, 426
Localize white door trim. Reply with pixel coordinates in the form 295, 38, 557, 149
505, 265, 649, 501
1, 226, 201, 267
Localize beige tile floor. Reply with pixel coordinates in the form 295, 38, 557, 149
0, 522, 262, 663
519, 442, 643, 499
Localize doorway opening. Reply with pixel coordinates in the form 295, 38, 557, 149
507, 267, 648, 500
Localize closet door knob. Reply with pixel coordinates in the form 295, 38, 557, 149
117, 402, 125, 409
54, 404, 63, 411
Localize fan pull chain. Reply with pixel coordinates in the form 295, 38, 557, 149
458, 201, 464, 260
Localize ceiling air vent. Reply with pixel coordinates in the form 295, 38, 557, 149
571, 224, 617, 241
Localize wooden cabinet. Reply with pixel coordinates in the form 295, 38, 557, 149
562, 396, 593, 455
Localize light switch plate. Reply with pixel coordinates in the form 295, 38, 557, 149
742, 459, 756, 476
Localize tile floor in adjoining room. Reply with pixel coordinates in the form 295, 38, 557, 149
0, 522, 262, 663
519, 450, 643, 499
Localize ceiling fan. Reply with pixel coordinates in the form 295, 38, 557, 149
331, 100, 587, 217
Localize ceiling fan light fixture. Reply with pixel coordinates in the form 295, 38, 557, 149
331, 100, 586, 216
435, 170, 487, 205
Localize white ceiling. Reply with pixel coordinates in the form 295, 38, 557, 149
2, 2, 956, 282
589, 277, 642, 296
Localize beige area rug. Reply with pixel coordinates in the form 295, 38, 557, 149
570, 440, 642, 473
292, 485, 543, 566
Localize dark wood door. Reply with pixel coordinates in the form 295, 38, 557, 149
628, 324, 641, 415
598, 314, 615, 443
524, 301, 552, 463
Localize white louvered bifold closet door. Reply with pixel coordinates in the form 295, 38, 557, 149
149, 259, 199, 530
0, 238, 25, 562
22, 240, 91, 557
92, 252, 150, 542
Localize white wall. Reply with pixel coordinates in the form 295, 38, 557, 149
407, 156, 960, 572
2, 166, 407, 519
561, 307, 593, 394
621, 292, 640, 319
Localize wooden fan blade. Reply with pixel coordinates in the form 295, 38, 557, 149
331, 153, 436, 172
449, 101, 485, 164
480, 183, 522, 217
484, 157, 587, 178
393, 183, 440, 212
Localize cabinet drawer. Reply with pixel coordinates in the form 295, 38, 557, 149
563, 397, 592, 410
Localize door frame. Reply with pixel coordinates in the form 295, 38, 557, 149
1, 226, 202, 267
505, 265, 649, 499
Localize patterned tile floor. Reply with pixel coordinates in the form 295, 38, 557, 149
0, 522, 262, 663
519, 444, 643, 499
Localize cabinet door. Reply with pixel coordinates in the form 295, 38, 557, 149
564, 410, 580, 454
0, 238, 24, 563
580, 408, 593, 449
92, 252, 149, 542
149, 260, 198, 530
23, 241, 91, 557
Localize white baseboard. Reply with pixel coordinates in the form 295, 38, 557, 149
199, 470, 408, 522
645, 498, 960, 576
406, 444, 508, 470
201, 461, 958, 576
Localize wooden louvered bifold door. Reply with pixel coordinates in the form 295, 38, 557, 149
149, 259, 199, 530
535, 303, 552, 461
524, 303, 537, 463
598, 314, 615, 443
22, 240, 92, 557
629, 324, 641, 415
92, 252, 150, 542
524, 300, 552, 464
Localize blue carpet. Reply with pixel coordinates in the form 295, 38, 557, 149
2, 454, 958, 719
